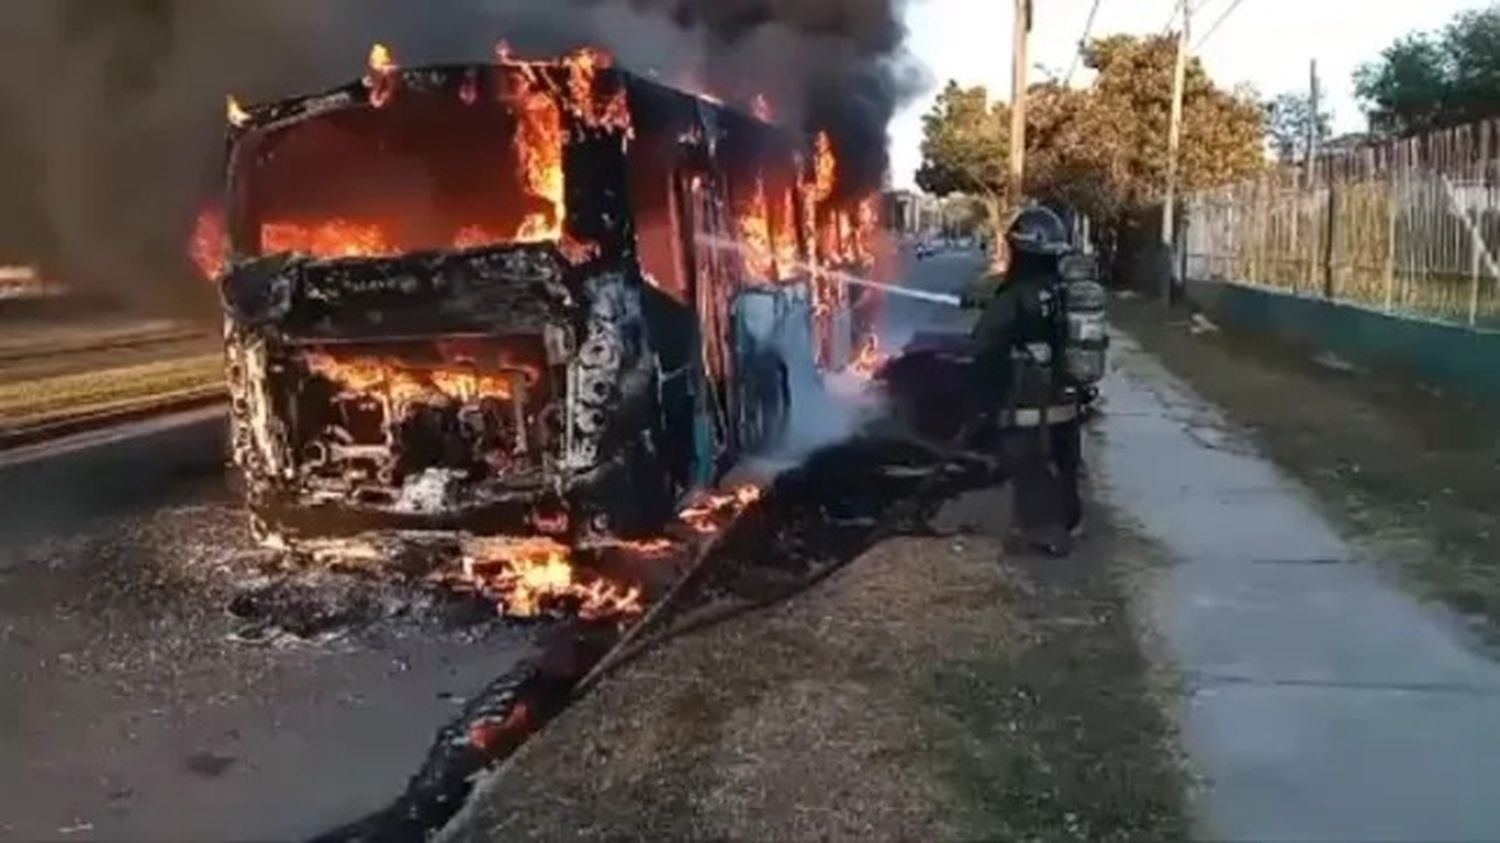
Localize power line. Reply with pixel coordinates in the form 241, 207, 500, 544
1065, 0, 1104, 85
1160, 0, 1178, 35
1162, 0, 1216, 36
1195, 0, 1247, 49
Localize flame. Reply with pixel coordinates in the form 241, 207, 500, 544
365, 43, 400, 108
751, 94, 773, 123
857, 196, 878, 259
454, 224, 504, 249
559, 232, 602, 265
678, 485, 763, 533
773, 188, 799, 277
563, 46, 632, 133
304, 351, 519, 413
262, 219, 391, 259
813, 131, 837, 204
850, 333, 886, 379
258, 219, 557, 260
369, 43, 396, 74
513, 69, 565, 242
459, 537, 644, 621
226, 95, 249, 128
602, 537, 678, 555
737, 177, 774, 280
818, 212, 841, 267
191, 206, 227, 279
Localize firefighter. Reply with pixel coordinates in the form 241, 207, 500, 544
962, 205, 1086, 556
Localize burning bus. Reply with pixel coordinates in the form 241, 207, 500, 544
193, 45, 878, 548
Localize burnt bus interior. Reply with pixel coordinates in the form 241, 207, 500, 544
215, 56, 867, 547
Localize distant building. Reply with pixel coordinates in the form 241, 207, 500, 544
881, 189, 939, 237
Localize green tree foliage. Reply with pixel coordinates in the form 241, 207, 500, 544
1356, 5, 1500, 134
1265, 91, 1332, 162
914, 80, 1010, 202
915, 33, 1265, 234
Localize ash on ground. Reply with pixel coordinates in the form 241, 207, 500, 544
2, 495, 515, 657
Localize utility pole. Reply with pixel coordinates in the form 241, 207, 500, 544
994, 0, 1030, 271
1009, 0, 1030, 197
1161, 0, 1190, 299
1307, 59, 1321, 172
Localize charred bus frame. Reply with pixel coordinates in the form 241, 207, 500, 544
209, 55, 872, 548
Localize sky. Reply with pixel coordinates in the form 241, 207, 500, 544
887, 0, 1487, 189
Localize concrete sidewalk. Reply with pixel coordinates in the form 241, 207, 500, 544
439, 484, 1189, 842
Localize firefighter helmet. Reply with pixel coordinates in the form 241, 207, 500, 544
1006, 205, 1072, 256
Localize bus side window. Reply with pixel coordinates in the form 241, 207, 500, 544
626, 141, 689, 302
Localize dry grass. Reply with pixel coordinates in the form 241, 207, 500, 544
0, 353, 223, 429
440, 496, 1189, 842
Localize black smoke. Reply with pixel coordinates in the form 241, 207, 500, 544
0, 0, 920, 317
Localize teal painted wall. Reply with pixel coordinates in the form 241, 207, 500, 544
1185, 279, 1500, 401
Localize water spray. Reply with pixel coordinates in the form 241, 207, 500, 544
696, 235, 964, 307
818, 265, 963, 306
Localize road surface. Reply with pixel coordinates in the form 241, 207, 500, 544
11, 249, 1500, 841
0, 411, 535, 842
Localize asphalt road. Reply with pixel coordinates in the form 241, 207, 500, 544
0, 253, 988, 842
878, 248, 984, 349
19, 249, 1495, 841
0, 411, 535, 841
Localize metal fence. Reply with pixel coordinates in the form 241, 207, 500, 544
1183, 120, 1500, 327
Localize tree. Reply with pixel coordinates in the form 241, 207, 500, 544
914, 80, 1014, 257
915, 33, 1265, 268
1356, 5, 1500, 134
1265, 92, 1331, 162
914, 80, 1010, 213
1355, 33, 1452, 134
1075, 34, 1264, 211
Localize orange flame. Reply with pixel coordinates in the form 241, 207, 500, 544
364, 43, 399, 108
565, 46, 609, 108
563, 46, 631, 132
513, 70, 565, 242
853, 196, 879, 263
262, 219, 391, 259
813, 131, 837, 203
454, 224, 504, 250
850, 333, 886, 379
304, 351, 520, 409
369, 43, 396, 74
737, 177, 774, 280
678, 485, 762, 533
226, 95, 249, 128
601, 537, 678, 555
191, 206, 227, 279
199, 44, 639, 276
459, 537, 644, 621
773, 188, 799, 278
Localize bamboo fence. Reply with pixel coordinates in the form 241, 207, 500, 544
1183, 119, 1500, 327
